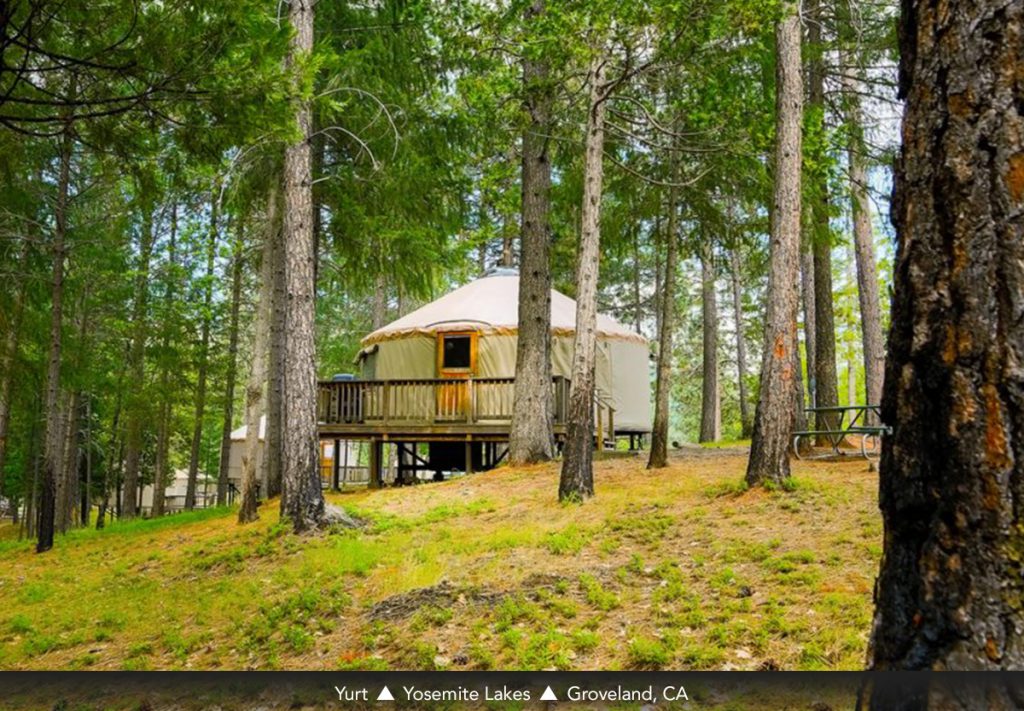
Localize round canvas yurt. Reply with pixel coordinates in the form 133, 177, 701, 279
356, 268, 652, 434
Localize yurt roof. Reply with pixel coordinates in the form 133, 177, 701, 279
363, 270, 646, 345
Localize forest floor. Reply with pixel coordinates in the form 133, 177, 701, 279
0, 446, 881, 678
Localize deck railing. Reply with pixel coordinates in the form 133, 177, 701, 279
318, 376, 614, 440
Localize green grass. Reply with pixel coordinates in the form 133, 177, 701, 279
0, 451, 881, 672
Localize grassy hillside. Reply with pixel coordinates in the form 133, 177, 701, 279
0, 448, 881, 672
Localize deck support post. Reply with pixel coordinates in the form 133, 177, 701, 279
332, 438, 341, 490
369, 438, 383, 489
465, 438, 473, 475
341, 440, 349, 487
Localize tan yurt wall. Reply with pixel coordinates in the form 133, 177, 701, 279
551, 334, 574, 378
371, 336, 435, 379
550, 335, 612, 394
607, 338, 652, 431
477, 334, 517, 377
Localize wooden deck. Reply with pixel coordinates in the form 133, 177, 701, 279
317, 376, 615, 443
318, 376, 633, 486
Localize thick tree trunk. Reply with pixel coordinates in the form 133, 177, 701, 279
807, 0, 840, 439
37, 114, 73, 553
217, 222, 245, 506
280, 0, 325, 532
699, 243, 720, 443
869, 0, 1024, 683
265, 189, 286, 500
559, 55, 607, 502
729, 247, 752, 438
800, 244, 816, 406
239, 193, 278, 524
841, 65, 885, 418
648, 184, 678, 468
745, 0, 802, 488
121, 206, 156, 519
152, 205, 178, 519
186, 193, 218, 511
509, 0, 555, 466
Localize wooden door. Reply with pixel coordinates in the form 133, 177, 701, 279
436, 332, 476, 420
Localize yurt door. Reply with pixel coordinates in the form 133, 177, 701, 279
436, 332, 477, 420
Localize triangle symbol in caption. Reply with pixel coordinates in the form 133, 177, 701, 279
377, 686, 395, 701
540, 686, 558, 701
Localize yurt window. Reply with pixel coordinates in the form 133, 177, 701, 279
438, 332, 475, 372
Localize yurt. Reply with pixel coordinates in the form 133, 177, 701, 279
354, 268, 652, 435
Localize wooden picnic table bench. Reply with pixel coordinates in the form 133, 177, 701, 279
793, 404, 892, 460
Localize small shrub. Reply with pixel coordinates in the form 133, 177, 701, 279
571, 629, 600, 653
579, 574, 619, 611
678, 642, 724, 669
628, 636, 673, 669
543, 525, 587, 555
8, 614, 33, 635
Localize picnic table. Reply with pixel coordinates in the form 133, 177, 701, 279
793, 404, 892, 460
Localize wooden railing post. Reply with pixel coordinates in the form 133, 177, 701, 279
467, 376, 476, 424
382, 380, 391, 426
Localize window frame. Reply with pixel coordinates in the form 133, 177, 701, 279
436, 331, 477, 375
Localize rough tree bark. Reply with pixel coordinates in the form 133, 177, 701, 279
265, 188, 286, 500
699, 242, 721, 443
121, 205, 155, 519
729, 247, 752, 438
186, 191, 218, 510
509, 0, 555, 465
745, 0, 802, 488
841, 54, 885, 418
807, 0, 840, 439
217, 221, 245, 506
37, 111, 73, 553
239, 191, 278, 524
648, 184, 678, 469
559, 54, 607, 502
869, 0, 1024, 688
152, 204, 178, 518
280, 0, 325, 532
